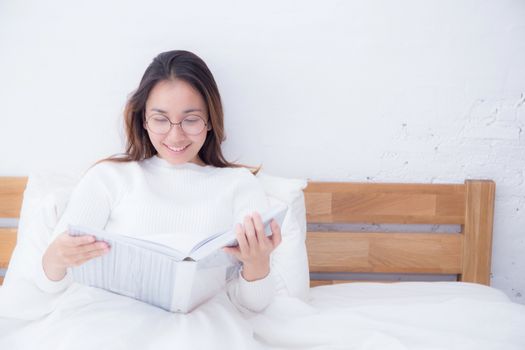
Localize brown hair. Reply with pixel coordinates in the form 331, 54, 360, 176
97, 50, 260, 174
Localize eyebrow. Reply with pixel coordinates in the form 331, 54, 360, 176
150, 108, 203, 114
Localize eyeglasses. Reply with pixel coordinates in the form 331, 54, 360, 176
145, 114, 209, 136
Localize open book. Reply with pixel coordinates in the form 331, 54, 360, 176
68, 203, 288, 313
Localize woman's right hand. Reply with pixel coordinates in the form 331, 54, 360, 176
42, 231, 110, 281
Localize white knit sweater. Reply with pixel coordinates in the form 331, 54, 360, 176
35, 155, 277, 313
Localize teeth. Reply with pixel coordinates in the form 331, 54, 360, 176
166, 144, 188, 152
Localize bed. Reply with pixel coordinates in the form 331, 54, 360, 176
0, 176, 524, 350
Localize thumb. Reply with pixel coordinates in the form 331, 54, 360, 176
222, 247, 241, 260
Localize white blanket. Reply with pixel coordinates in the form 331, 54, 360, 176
1, 280, 524, 350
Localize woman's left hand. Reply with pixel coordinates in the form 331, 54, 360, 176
222, 212, 282, 281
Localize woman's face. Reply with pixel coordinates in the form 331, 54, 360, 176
144, 79, 210, 166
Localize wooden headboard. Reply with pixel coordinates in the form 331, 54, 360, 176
304, 180, 495, 286
0, 177, 26, 284
0, 177, 495, 287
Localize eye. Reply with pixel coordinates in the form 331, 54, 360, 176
150, 115, 169, 123
184, 116, 201, 123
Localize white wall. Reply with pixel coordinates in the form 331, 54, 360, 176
1, 0, 524, 303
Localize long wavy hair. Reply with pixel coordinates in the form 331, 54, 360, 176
97, 50, 260, 174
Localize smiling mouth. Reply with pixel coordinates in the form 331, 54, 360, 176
165, 144, 190, 153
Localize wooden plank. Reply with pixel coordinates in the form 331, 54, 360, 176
305, 182, 465, 224
305, 193, 332, 216
306, 231, 463, 274
0, 228, 17, 269
310, 280, 393, 287
305, 182, 466, 194
310, 280, 346, 287
0, 177, 27, 218
460, 180, 495, 285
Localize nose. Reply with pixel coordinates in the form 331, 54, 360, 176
165, 123, 186, 141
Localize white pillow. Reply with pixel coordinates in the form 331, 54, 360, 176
256, 172, 309, 300
3, 172, 78, 286
4, 170, 310, 301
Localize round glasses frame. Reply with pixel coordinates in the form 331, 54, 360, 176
145, 114, 209, 136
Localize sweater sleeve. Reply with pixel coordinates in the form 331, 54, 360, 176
34, 162, 115, 294
226, 168, 285, 314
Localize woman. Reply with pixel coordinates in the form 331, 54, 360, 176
38, 50, 283, 313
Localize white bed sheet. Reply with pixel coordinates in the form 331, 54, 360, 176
1, 280, 524, 350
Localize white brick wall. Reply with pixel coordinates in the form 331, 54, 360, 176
1, 0, 524, 303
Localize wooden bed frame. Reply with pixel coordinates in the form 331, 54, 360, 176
0, 177, 495, 287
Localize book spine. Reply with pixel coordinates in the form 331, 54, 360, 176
169, 261, 197, 313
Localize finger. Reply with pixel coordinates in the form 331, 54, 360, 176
270, 220, 282, 248
235, 223, 249, 254
222, 246, 242, 260
63, 233, 95, 247
251, 212, 268, 245
243, 215, 258, 248
68, 241, 109, 256
63, 243, 107, 262
71, 247, 110, 266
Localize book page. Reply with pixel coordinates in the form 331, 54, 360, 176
68, 225, 187, 261
188, 203, 288, 261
